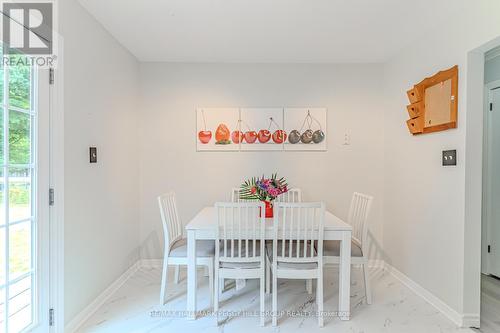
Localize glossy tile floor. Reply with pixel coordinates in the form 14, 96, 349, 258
480, 274, 500, 333
76, 266, 473, 333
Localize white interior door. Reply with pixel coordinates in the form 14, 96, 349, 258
486, 86, 500, 278
0, 55, 50, 332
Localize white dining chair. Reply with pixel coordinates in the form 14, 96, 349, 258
157, 192, 215, 305
229, 188, 302, 293
267, 202, 325, 327
231, 187, 253, 202
322, 192, 373, 304
232, 187, 302, 203
276, 188, 302, 203
214, 202, 266, 326
226, 188, 255, 293
231, 188, 240, 202
265, 188, 308, 294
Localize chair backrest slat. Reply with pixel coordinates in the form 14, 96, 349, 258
304, 205, 313, 258
158, 192, 183, 253
282, 206, 286, 257
288, 207, 294, 259
253, 207, 257, 256
231, 188, 256, 203
348, 192, 373, 253
276, 188, 302, 203
304, 207, 309, 257
215, 202, 265, 263
229, 209, 235, 257
245, 207, 249, 258
231, 188, 239, 202
296, 206, 301, 258
273, 202, 325, 264
233, 188, 302, 203
238, 206, 242, 257
223, 207, 227, 257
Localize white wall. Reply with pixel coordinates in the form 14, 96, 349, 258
485, 55, 500, 84
383, 0, 500, 323
138, 63, 386, 261
59, 0, 140, 325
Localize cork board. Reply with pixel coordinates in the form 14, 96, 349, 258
405, 65, 458, 135
424, 79, 452, 127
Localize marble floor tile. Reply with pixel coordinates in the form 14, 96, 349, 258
480, 274, 500, 333
75, 266, 473, 333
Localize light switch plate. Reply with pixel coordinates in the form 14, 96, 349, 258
442, 150, 456, 166
89, 147, 97, 163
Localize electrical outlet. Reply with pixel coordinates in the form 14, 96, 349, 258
343, 132, 350, 145
442, 150, 456, 166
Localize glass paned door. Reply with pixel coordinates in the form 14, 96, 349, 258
0, 50, 50, 333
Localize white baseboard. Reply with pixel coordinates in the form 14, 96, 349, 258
368, 259, 385, 269
382, 262, 478, 328
64, 261, 142, 333
461, 314, 480, 328
141, 258, 163, 268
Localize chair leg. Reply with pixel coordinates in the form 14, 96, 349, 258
306, 279, 313, 294
208, 261, 214, 308
160, 256, 169, 305
272, 271, 278, 327
362, 263, 372, 305
260, 268, 265, 327
214, 264, 219, 325
174, 265, 180, 284
219, 278, 224, 296
266, 256, 271, 294
317, 271, 324, 327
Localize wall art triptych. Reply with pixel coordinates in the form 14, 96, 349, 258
196, 108, 327, 151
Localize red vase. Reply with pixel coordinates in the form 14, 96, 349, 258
260, 201, 273, 218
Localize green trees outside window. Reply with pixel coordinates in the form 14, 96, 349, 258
0, 54, 32, 207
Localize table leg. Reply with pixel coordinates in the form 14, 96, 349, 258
187, 230, 197, 320
339, 231, 351, 320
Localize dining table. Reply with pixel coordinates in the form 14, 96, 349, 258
185, 206, 353, 320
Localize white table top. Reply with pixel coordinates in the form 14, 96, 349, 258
186, 206, 352, 232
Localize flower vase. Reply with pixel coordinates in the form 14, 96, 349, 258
260, 200, 273, 218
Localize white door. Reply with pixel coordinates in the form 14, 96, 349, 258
486, 86, 500, 278
0, 56, 50, 332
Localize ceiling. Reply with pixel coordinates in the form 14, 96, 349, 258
79, 0, 458, 63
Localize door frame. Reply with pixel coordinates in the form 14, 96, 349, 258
47, 40, 64, 333
482, 79, 500, 276
0, 64, 60, 333
464, 35, 500, 328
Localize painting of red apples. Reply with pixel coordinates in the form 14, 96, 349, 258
196, 107, 327, 151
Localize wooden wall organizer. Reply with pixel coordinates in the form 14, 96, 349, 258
405, 65, 458, 135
